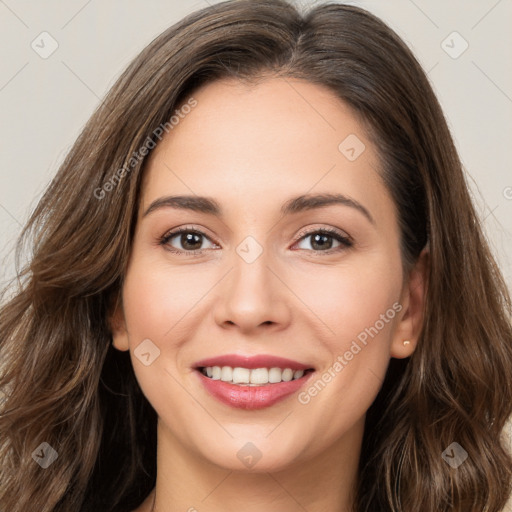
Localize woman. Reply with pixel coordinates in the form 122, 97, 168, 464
1, 1, 511, 511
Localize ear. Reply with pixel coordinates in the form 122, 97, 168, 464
390, 247, 429, 359
108, 293, 130, 352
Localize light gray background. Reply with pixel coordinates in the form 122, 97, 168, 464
0, 1, 511, 508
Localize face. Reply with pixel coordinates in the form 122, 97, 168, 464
111, 77, 426, 472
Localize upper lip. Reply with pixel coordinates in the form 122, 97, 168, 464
194, 354, 314, 371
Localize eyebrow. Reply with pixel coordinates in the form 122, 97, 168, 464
143, 193, 375, 224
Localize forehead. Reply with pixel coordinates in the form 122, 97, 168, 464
140, 77, 393, 225
149, 77, 370, 164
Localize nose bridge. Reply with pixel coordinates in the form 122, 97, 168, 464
213, 233, 289, 331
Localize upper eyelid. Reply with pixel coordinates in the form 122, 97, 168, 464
295, 226, 351, 242
162, 226, 217, 246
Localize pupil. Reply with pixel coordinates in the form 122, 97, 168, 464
312, 233, 332, 250
182, 233, 202, 250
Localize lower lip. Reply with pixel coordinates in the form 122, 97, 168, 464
196, 370, 313, 410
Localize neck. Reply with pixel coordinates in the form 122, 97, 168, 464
145, 417, 364, 512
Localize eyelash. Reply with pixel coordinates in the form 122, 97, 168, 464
159, 225, 353, 257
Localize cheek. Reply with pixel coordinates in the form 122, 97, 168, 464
119, 261, 191, 377
121, 260, 210, 342
119, 261, 206, 430
290, 258, 402, 430
290, 257, 402, 411
290, 256, 401, 350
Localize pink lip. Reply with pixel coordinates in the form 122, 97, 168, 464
195, 370, 314, 410
194, 354, 313, 371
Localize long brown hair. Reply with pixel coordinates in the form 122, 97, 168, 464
1, 1, 511, 510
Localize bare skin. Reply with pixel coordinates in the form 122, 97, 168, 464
111, 77, 428, 512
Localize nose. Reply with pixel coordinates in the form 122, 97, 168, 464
213, 247, 291, 334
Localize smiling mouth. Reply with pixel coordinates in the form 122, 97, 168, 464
197, 366, 315, 386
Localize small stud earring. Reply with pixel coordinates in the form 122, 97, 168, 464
403, 340, 411, 346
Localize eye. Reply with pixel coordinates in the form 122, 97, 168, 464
159, 226, 218, 255
293, 227, 353, 254
159, 225, 353, 257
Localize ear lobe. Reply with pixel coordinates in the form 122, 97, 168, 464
390, 247, 429, 359
108, 294, 130, 352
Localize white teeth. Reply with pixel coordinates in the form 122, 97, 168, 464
201, 366, 309, 385
268, 367, 282, 383
250, 368, 268, 384
282, 368, 293, 381
232, 367, 250, 384
221, 366, 232, 382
